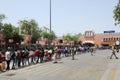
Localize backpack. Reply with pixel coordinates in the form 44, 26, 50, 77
24, 49, 29, 57
21, 50, 25, 57
11, 52, 16, 59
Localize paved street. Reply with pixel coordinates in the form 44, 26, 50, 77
0, 49, 120, 80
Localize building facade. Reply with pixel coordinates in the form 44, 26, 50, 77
80, 30, 120, 48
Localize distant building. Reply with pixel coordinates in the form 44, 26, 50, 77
80, 30, 120, 48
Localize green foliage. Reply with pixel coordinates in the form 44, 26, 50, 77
18, 19, 33, 35
113, 0, 120, 25
13, 33, 23, 44
0, 14, 5, 22
3, 23, 23, 43
3, 23, 14, 40
40, 30, 56, 41
0, 14, 5, 33
12, 27, 23, 43
18, 19, 41, 43
0, 14, 57, 44
62, 33, 79, 41
0, 23, 4, 33
32, 28, 41, 43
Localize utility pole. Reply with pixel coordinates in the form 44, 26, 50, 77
50, 0, 52, 33
49, 0, 52, 46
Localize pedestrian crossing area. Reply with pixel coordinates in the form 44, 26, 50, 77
0, 62, 120, 80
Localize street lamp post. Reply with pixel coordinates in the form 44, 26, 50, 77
50, 0, 52, 33
48, 0, 52, 46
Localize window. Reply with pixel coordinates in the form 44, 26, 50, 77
117, 38, 119, 40
114, 38, 116, 40
111, 37, 113, 40
106, 38, 108, 41
103, 38, 105, 41
85, 31, 94, 37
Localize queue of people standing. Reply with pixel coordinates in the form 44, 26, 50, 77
0, 44, 94, 72
0, 46, 45, 72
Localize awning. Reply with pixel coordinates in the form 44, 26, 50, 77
83, 41, 94, 44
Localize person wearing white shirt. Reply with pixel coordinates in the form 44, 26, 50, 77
5, 50, 11, 70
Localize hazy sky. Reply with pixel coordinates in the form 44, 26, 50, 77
0, 0, 119, 36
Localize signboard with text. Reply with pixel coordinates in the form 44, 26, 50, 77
104, 30, 115, 33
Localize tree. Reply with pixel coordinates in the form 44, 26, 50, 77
18, 19, 40, 43
62, 33, 79, 41
62, 33, 81, 45
113, 0, 120, 25
40, 30, 56, 41
32, 28, 41, 43
12, 27, 23, 44
18, 19, 32, 35
0, 14, 5, 33
3, 23, 14, 43
0, 14, 5, 22
29, 19, 40, 43
3, 23, 23, 44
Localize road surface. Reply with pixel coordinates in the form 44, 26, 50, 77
0, 49, 120, 80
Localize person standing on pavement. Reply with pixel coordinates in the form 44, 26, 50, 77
11, 50, 17, 69
110, 46, 118, 59
90, 47, 94, 56
17, 49, 22, 67
73, 46, 77, 55
21, 49, 26, 66
40, 47, 44, 63
35, 49, 40, 63
53, 47, 58, 63
71, 47, 74, 60
5, 49, 11, 70
0, 51, 6, 72
0, 51, 2, 66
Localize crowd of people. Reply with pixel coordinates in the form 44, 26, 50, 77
0, 44, 96, 72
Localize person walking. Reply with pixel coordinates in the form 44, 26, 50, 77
110, 46, 118, 59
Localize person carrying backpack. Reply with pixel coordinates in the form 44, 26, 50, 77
11, 50, 17, 69
21, 49, 26, 66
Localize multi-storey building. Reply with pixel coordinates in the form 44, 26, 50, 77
80, 30, 120, 48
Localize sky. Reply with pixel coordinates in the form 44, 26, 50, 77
0, 0, 119, 36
